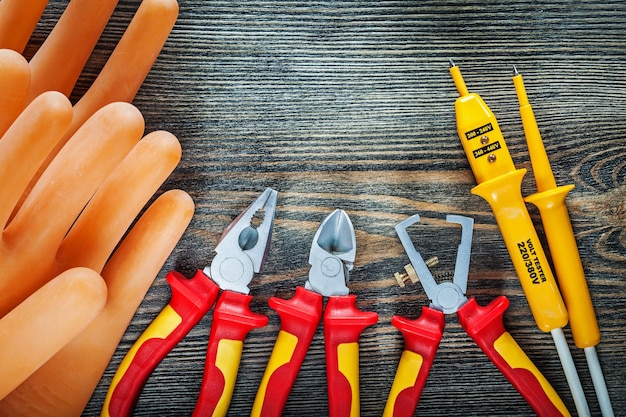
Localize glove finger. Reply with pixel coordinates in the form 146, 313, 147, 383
0, 190, 194, 417
1, 102, 143, 315
0, 267, 106, 402
0, 0, 49, 53
0, 49, 30, 137
0, 92, 72, 230
68, 0, 179, 141
27, 0, 119, 102
56, 130, 182, 273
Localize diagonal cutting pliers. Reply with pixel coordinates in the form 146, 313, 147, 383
383, 214, 571, 417
251, 209, 378, 417
102, 188, 278, 417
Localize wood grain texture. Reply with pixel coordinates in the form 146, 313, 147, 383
25, 0, 626, 416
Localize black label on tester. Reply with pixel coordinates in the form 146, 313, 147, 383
465, 122, 493, 140
473, 141, 501, 159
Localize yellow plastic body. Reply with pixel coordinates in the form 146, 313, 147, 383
450, 65, 517, 183
514, 72, 600, 348
211, 339, 244, 417
250, 330, 298, 417
494, 332, 571, 416
526, 187, 600, 347
471, 172, 568, 331
513, 74, 557, 192
101, 305, 182, 417
450, 65, 568, 332
382, 350, 424, 417
336, 342, 361, 417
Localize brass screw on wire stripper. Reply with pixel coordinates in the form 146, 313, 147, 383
394, 256, 439, 287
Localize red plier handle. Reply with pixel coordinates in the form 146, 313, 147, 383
251, 286, 323, 417
102, 270, 220, 417
192, 290, 268, 417
324, 295, 378, 417
458, 296, 571, 417
251, 288, 377, 417
383, 306, 445, 417
384, 298, 570, 417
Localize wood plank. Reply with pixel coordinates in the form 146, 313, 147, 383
19, 0, 626, 415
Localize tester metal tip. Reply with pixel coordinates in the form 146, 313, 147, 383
513, 65, 519, 76
449, 58, 456, 68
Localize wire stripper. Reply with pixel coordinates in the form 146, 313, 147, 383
383, 214, 570, 417
101, 188, 277, 417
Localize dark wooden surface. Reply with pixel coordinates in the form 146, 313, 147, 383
30, 1, 626, 416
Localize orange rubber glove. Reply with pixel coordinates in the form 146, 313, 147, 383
0, 1, 193, 416
0, 0, 180, 190
0, 93, 193, 416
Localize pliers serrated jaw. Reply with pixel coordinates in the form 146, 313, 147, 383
205, 187, 278, 294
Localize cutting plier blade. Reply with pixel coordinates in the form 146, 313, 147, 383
252, 208, 377, 417
305, 208, 356, 297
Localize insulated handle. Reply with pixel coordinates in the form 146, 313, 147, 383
251, 286, 323, 417
102, 270, 219, 417
324, 295, 378, 417
192, 290, 268, 417
458, 296, 571, 417
470, 170, 568, 332
383, 307, 445, 417
526, 186, 600, 348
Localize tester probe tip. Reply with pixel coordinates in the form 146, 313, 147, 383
513, 65, 519, 76
448, 60, 468, 96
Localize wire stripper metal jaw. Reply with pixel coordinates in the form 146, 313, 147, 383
395, 214, 473, 314
205, 187, 278, 294
305, 209, 355, 297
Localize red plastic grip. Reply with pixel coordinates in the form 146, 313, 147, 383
252, 286, 323, 417
384, 307, 445, 417
192, 290, 268, 417
105, 270, 219, 417
458, 296, 569, 417
324, 295, 378, 417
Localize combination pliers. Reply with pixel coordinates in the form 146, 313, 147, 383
102, 188, 277, 417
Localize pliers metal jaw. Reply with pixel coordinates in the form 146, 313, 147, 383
384, 214, 571, 417
305, 208, 356, 296
396, 214, 471, 314
102, 189, 277, 417
252, 209, 378, 417
206, 187, 278, 294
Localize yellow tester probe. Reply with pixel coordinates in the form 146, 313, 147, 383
513, 67, 613, 417
449, 61, 590, 417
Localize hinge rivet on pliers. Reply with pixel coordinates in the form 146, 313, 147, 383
394, 256, 439, 287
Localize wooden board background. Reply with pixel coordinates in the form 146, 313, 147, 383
25, 0, 626, 416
